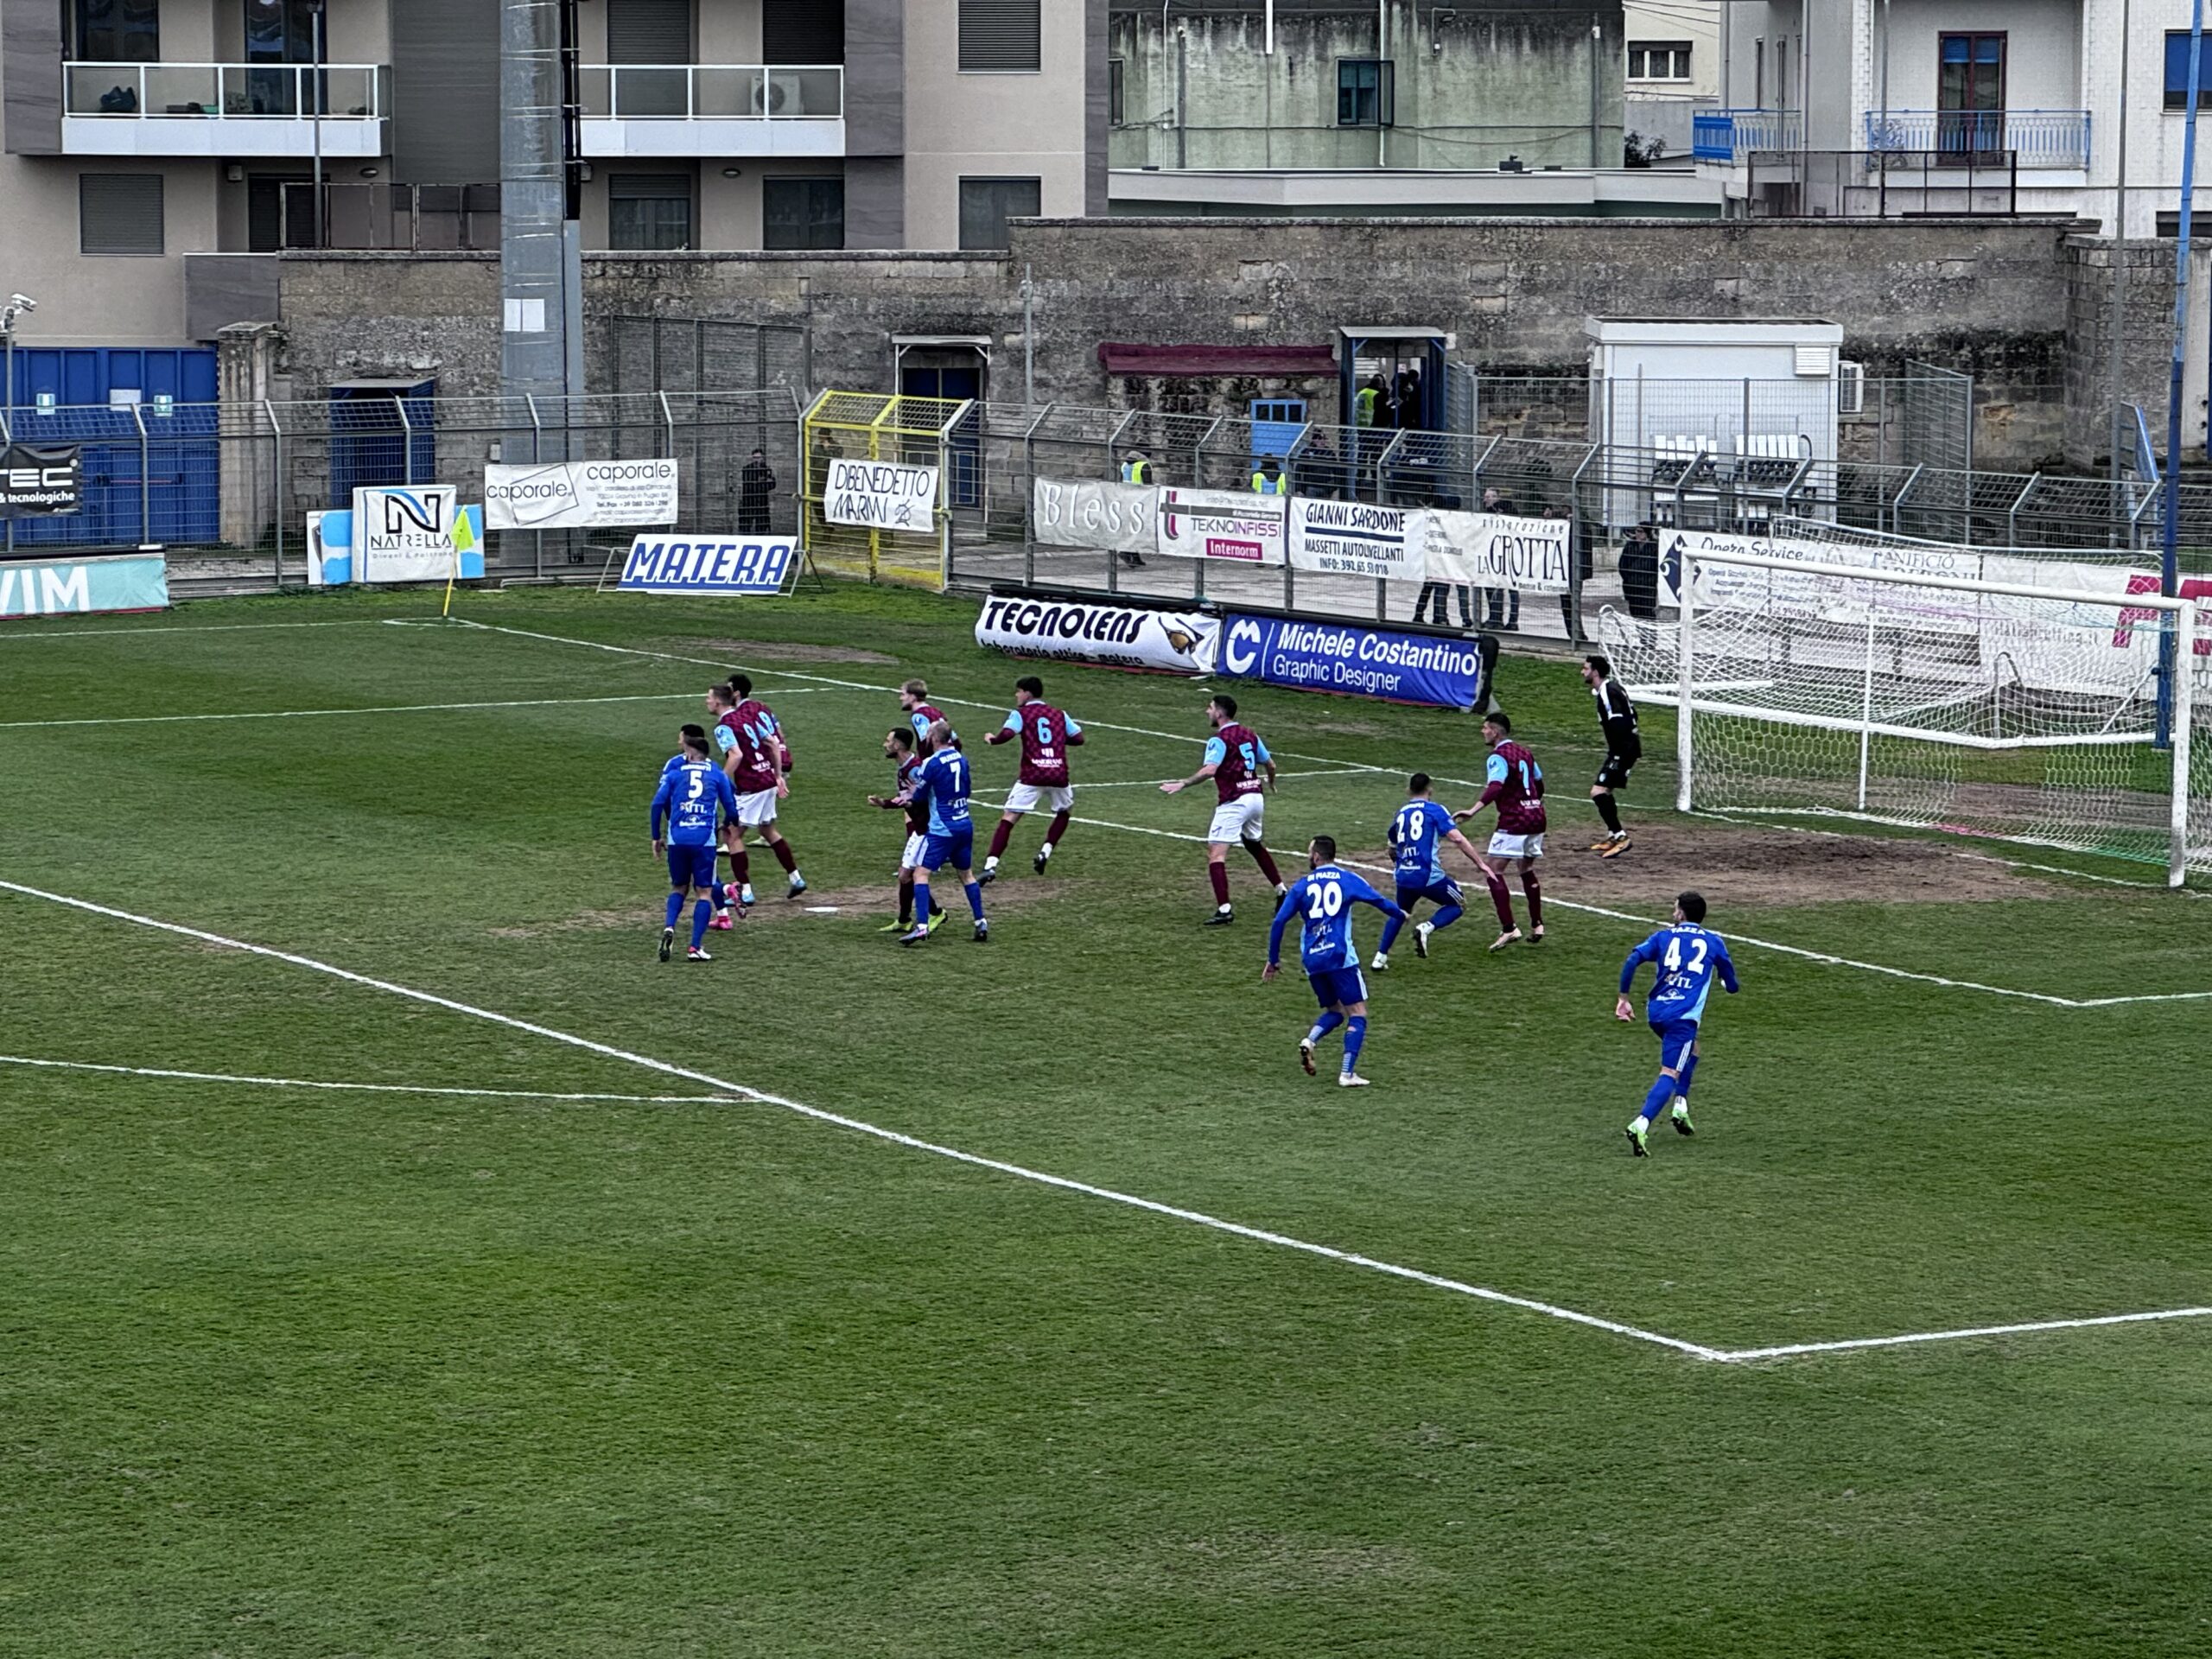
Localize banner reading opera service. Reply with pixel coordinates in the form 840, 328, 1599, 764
976, 594, 1218, 675
485, 458, 679, 531
1156, 486, 1286, 565
1659, 527, 1983, 612
1425, 512, 1572, 593
1215, 613, 1497, 710
1287, 498, 1426, 581
1031, 476, 1157, 556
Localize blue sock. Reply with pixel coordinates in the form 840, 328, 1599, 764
1305, 1010, 1345, 1046
1343, 1015, 1368, 1072
1640, 1071, 1676, 1123
1430, 902, 1464, 931
664, 892, 684, 929
1378, 913, 1406, 953
690, 899, 712, 949
965, 880, 986, 922
914, 885, 932, 928
1675, 1052, 1699, 1107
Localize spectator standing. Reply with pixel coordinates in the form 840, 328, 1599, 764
1479, 486, 1521, 632
1618, 524, 1662, 620
737, 448, 776, 535
1117, 448, 1154, 567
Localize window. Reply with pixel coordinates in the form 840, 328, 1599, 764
2156, 211, 2212, 238
1628, 41, 1692, 81
244, 0, 320, 62
607, 172, 693, 251
959, 0, 1039, 73
1937, 33, 2005, 153
80, 173, 164, 255
1753, 38, 1764, 107
2169, 33, 2212, 111
764, 176, 844, 250
958, 175, 1039, 251
73, 0, 159, 60
1337, 59, 1395, 128
1109, 57, 1125, 126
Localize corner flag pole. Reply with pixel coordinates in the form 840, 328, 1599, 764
2161, 0, 2205, 749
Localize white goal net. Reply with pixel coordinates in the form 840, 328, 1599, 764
1600, 525, 2209, 883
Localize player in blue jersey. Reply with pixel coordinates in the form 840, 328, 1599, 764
1615, 890, 1740, 1155
1265, 835, 1405, 1088
899, 720, 990, 946
658, 724, 735, 931
1370, 772, 1493, 970
651, 732, 741, 963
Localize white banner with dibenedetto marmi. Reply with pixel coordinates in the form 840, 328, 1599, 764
825, 458, 939, 531
1030, 477, 1572, 590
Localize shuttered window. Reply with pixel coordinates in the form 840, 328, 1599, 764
764, 0, 842, 64
79, 173, 164, 256
959, 0, 1040, 72
608, 172, 693, 251
958, 176, 1039, 251
607, 0, 689, 64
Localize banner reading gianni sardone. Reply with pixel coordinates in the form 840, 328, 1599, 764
976, 593, 1218, 674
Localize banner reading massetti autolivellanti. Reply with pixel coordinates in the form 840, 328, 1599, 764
1215, 613, 1497, 709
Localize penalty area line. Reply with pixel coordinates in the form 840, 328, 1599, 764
1714, 1306, 2212, 1363
0, 1053, 742, 1105
0, 876, 1719, 1363
0, 690, 712, 731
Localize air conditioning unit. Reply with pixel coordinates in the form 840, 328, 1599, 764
1838, 359, 1866, 418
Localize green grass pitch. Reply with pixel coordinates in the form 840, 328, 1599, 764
2, 582, 2209, 1656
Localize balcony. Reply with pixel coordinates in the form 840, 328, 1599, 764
1864, 109, 2090, 171
576, 64, 843, 158
1692, 108, 1804, 164
63, 61, 389, 157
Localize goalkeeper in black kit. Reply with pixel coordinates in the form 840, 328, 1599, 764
1580, 653, 1639, 858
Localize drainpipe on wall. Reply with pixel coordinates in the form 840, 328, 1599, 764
1176, 25, 1187, 169
1591, 12, 1602, 167
1378, 0, 1389, 168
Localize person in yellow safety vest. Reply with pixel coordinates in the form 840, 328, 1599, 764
1117, 449, 1152, 566
1251, 455, 1286, 495
1356, 376, 1384, 428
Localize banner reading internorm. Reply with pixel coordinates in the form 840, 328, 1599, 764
1287, 498, 1424, 580
976, 594, 1218, 674
824, 457, 938, 531
1030, 477, 1157, 556
1424, 512, 1572, 594
1156, 486, 1287, 565
484, 458, 679, 531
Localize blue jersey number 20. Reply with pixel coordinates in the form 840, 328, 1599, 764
1305, 880, 1345, 919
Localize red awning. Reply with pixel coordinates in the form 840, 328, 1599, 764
1097, 341, 1338, 378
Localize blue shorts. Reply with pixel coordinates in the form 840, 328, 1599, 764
1395, 876, 1463, 912
667, 841, 719, 892
1650, 1016, 1701, 1071
921, 824, 974, 873
1308, 966, 1369, 1009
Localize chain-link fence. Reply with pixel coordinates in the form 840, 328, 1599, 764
799, 391, 969, 588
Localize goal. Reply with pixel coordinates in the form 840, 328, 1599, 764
1600, 535, 2208, 884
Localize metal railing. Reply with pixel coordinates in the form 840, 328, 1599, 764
576, 64, 842, 121
1864, 108, 2091, 169
1744, 149, 2019, 218
281, 182, 501, 251
64, 60, 386, 120
1691, 108, 1804, 162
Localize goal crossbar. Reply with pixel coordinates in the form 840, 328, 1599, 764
1680, 543, 2190, 613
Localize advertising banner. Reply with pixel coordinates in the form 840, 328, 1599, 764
1216, 613, 1496, 709
1660, 528, 1983, 610
617, 535, 796, 595
1156, 486, 1287, 566
1425, 512, 1572, 594
0, 442, 83, 519
350, 486, 486, 583
484, 457, 680, 531
976, 594, 1217, 675
0, 550, 168, 619
1031, 477, 1157, 556
824, 457, 938, 531
1287, 498, 1426, 581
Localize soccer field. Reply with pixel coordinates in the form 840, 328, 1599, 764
3, 583, 2209, 1656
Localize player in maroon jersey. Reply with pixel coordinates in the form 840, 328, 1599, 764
1160, 692, 1287, 925
979, 675, 1084, 883
898, 677, 958, 749
1453, 709, 1547, 950
867, 726, 942, 934
709, 672, 807, 908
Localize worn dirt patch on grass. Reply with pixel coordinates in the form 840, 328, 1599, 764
677, 637, 898, 665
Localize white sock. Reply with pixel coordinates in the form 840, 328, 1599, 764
1672, 1098, 1689, 1116
985, 855, 998, 869
1630, 1115, 1650, 1135
1217, 903, 1233, 914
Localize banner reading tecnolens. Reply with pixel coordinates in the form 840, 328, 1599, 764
618, 535, 795, 595
0, 550, 168, 619
1216, 613, 1497, 709
975, 593, 1219, 674
0, 442, 83, 519
484, 457, 679, 531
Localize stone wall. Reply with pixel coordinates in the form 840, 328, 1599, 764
2060, 235, 2209, 473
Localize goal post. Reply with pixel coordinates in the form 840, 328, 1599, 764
1610, 540, 2204, 886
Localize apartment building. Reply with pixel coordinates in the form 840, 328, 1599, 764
0, 0, 1108, 349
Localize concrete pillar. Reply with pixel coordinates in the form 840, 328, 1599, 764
218, 321, 282, 550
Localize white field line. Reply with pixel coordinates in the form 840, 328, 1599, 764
1718, 1306, 2212, 1363
1009, 768, 1371, 792
0, 876, 1718, 1363
0, 691, 703, 730
0, 1053, 739, 1105
0, 619, 397, 643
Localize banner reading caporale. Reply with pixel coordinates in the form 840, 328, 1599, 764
485, 458, 679, 531
1031, 477, 1156, 556
1425, 512, 1572, 594
976, 594, 1217, 674
824, 457, 938, 531
1287, 498, 1425, 581
619, 535, 794, 595
1156, 486, 1287, 565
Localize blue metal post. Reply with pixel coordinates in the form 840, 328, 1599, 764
2161, 0, 2205, 747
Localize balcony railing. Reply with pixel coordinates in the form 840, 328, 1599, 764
1745, 150, 2020, 219
1692, 108, 1804, 163
65, 60, 386, 121
1864, 109, 2090, 170
577, 64, 842, 122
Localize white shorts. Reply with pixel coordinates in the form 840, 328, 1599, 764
900, 831, 927, 871
1207, 794, 1267, 844
737, 787, 781, 828
1004, 781, 1074, 815
1488, 830, 1545, 861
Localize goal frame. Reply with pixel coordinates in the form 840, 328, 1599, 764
1669, 543, 2200, 887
